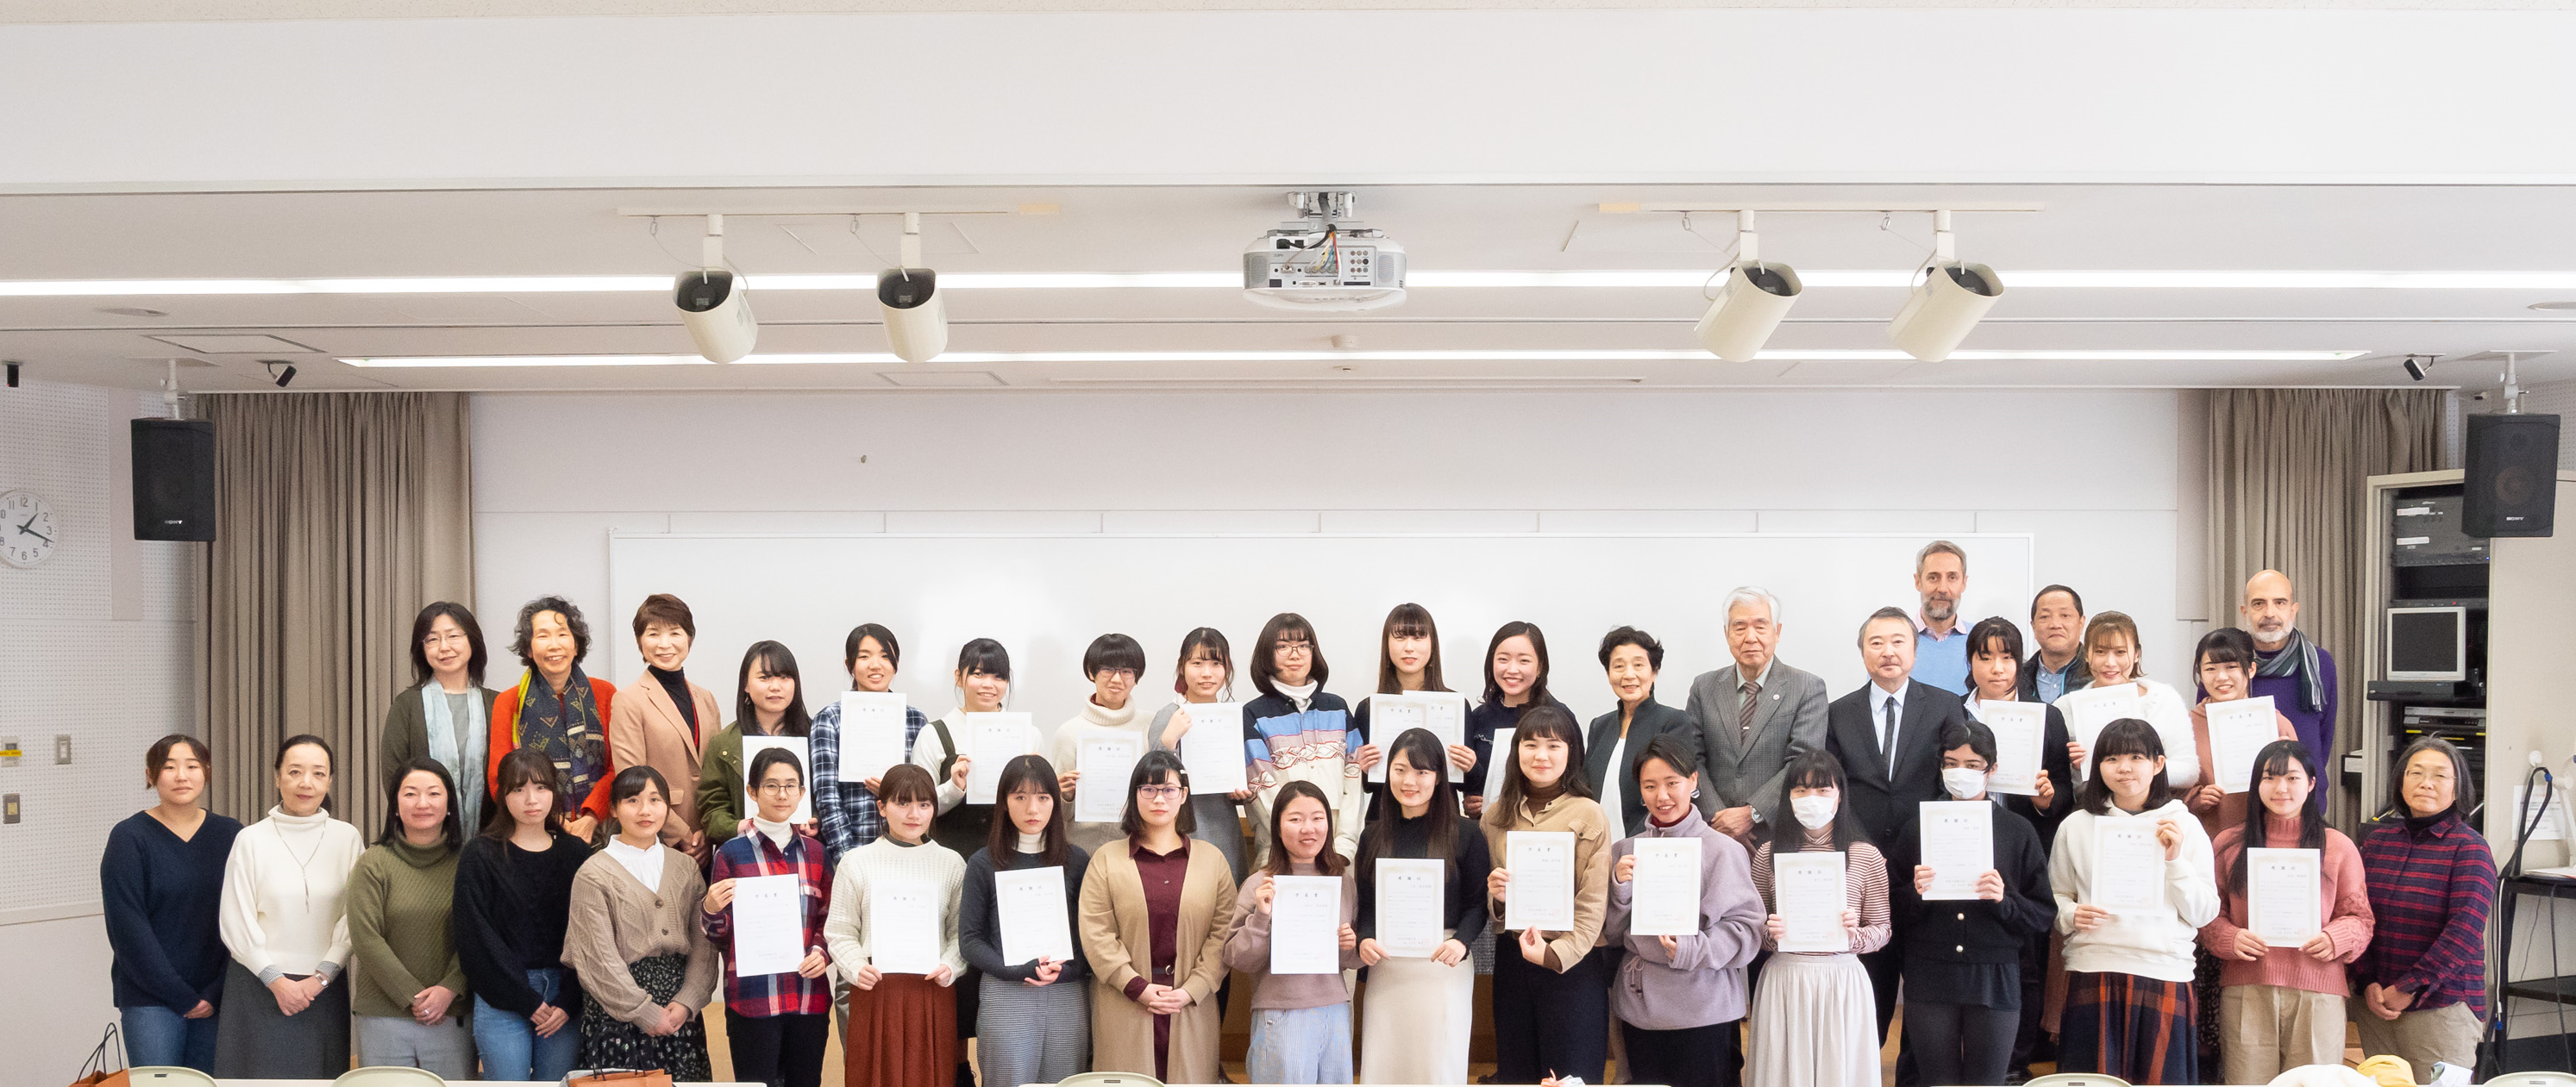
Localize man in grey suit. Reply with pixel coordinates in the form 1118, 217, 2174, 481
1683, 585, 1831, 842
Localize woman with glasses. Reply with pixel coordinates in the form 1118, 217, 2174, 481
1081, 751, 1237, 1084
1243, 613, 1365, 865
383, 602, 498, 833
1050, 633, 1156, 853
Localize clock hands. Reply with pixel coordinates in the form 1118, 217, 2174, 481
14, 515, 49, 544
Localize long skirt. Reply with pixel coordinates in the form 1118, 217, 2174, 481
2061, 971, 2197, 1085
977, 972, 1090, 1087
1747, 953, 1878, 1087
1359, 946, 1476, 1084
849, 972, 960, 1087
579, 953, 711, 1081
210, 961, 351, 1078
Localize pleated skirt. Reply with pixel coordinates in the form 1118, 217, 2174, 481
1747, 953, 1878, 1087
210, 961, 351, 1079
849, 972, 960, 1087
1358, 946, 1475, 1084
976, 972, 1090, 1087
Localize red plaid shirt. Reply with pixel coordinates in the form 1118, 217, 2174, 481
702, 828, 836, 1017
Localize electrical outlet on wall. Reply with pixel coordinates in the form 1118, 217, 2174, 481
0, 737, 18, 766
54, 734, 71, 765
3, 794, 18, 824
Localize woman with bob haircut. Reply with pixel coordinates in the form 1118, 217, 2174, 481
610, 592, 726, 859
383, 601, 499, 833
1150, 627, 1255, 884
2350, 735, 2494, 1077
1243, 613, 1366, 865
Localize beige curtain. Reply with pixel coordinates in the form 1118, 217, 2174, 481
196, 392, 475, 835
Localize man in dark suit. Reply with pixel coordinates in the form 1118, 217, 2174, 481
1682, 586, 1831, 842
1828, 604, 1970, 1053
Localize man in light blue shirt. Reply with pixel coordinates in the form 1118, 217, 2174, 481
1909, 540, 1972, 696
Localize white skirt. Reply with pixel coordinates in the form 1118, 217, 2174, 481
1358, 938, 1476, 1085
1748, 953, 1879, 1087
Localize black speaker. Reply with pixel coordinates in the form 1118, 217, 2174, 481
131, 418, 216, 541
2462, 412, 2560, 538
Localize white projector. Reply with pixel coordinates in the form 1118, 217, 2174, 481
1242, 220, 1407, 312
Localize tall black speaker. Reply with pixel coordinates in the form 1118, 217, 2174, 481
2462, 412, 2560, 538
132, 418, 216, 541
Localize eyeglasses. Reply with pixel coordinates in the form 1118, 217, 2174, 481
1094, 668, 1138, 680
756, 780, 803, 794
1136, 784, 1187, 800
1274, 640, 1313, 656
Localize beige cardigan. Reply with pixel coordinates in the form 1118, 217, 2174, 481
608, 673, 724, 848
1481, 791, 1614, 971
1079, 838, 1237, 1084
562, 845, 720, 1029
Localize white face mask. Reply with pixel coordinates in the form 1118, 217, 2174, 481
1942, 768, 1989, 800
1790, 795, 1838, 830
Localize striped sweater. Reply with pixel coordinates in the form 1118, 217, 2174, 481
1242, 690, 1367, 864
2353, 814, 2494, 1016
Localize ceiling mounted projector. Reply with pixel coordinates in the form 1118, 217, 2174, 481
1889, 214, 2003, 362
1243, 191, 1407, 312
880, 212, 949, 363
675, 215, 755, 363
1695, 212, 1801, 362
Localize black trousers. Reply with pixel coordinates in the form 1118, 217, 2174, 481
1493, 943, 1613, 1084
2010, 926, 2050, 1074
724, 1009, 829, 1087
1621, 1018, 1739, 1087
1908, 1001, 2020, 1087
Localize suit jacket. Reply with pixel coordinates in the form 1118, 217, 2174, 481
1826, 679, 1969, 852
1581, 698, 1696, 834
1682, 660, 1831, 818
607, 672, 724, 847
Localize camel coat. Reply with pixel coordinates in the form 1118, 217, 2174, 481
1079, 837, 1237, 1084
607, 672, 724, 849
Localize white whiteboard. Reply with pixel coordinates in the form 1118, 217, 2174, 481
607, 533, 2033, 747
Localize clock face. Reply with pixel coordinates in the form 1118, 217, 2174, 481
1, 490, 59, 568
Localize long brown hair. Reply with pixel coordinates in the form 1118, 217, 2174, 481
484, 746, 567, 841
1263, 779, 1349, 878
1376, 603, 1450, 695
1481, 620, 1552, 707
1483, 703, 1591, 828
1356, 728, 1460, 880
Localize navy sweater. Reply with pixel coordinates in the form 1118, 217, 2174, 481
101, 810, 243, 1011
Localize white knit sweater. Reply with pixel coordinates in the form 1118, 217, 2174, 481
220, 806, 367, 983
1051, 697, 1153, 846
2049, 799, 2220, 984
824, 836, 968, 984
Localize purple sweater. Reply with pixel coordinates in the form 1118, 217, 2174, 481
1602, 815, 1766, 1030
2249, 645, 2337, 763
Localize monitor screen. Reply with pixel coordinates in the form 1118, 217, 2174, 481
2388, 608, 2465, 681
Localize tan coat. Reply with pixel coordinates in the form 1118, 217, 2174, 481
608, 673, 723, 847
1481, 791, 1614, 971
1079, 838, 1237, 1084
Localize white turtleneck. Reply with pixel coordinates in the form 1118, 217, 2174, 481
1016, 829, 1047, 853
1275, 679, 1319, 713
753, 815, 797, 852
220, 805, 366, 984
604, 834, 667, 890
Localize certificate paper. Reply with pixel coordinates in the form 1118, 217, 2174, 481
2060, 687, 2142, 781
2246, 847, 2322, 947
1627, 836, 1703, 937
2206, 696, 2279, 794
1978, 701, 2046, 797
2090, 819, 2164, 910
1505, 830, 1576, 931
1917, 802, 1994, 901
1771, 851, 1848, 953
1374, 858, 1448, 958
1176, 703, 1249, 796
1268, 875, 1344, 976
836, 691, 912, 784
993, 865, 1075, 965
741, 736, 812, 823
867, 878, 942, 975
1482, 728, 1516, 806
729, 874, 806, 977
964, 713, 1035, 805
1076, 735, 1143, 824
1367, 693, 1470, 782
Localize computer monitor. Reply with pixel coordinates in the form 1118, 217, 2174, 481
2386, 606, 2468, 682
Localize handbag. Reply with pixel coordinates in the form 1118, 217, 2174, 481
565, 1071, 674, 1087
67, 1022, 128, 1087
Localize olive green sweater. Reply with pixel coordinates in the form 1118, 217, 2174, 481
346, 836, 470, 1019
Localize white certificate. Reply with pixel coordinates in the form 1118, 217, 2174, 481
2060, 686, 2142, 781
1771, 850, 1848, 953
2206, 696, 2279, 794
1374, 858, 1448, 958
1268, 874, 1344, 976
1367, 692, 1470, 782
728, 873, 806, 977
2246, 846, 2322, 947
1505, 830, 1576, 931
1917, 801, 1994, 901
1175, 703, 1249, 796
741, 735, 812, 823
993, 865, 1075, 965
836, 691, 911, 784
867, 878, 942, 975
965, 713, 1035, 805
1482, 728, 1516, 806
1978, 701, 2046, 797
1076, 735, 1143, 824
2090, 818, 2164, 910
1628, 836, 1703, 937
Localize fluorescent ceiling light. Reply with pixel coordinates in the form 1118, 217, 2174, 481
339, 354, 719, 367
342, 348, 2366, 368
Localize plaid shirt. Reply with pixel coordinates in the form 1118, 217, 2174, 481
2353, 814, 2495, 1016
809, 699, 931, 865
702, 828, 835, 1017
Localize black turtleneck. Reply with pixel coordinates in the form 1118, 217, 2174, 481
1354, 806, 1494, 945
648, 665, 697, 740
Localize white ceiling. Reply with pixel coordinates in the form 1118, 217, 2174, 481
4, 182, 2573, 394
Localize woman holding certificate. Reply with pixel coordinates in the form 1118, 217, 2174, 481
1480, 703, 1614, 1085
1221, 779, 1363, 1084
1463, 620, 1575, 819
1051, 632, 1155, 853
1583, 627, 1695, 839
2351, 736, 2494, 1078
824, 762, 970, 1087
2047, 719, 2219, 1084
1244, 613, 1367, 865
914, 638, 1033, 858
2054, 612, 2199, 791
1889, 721, 2055, 1087
1746, 751, 1890, 1087
1080, 750, 1237, 1084
2180, 628, 2298, 839
1963, 616, 2079, 1081
810, 622, 934, 865
701, 747, 835, 1087
959, 754, 1094, 1087
564, 766, 720, 1080
1352, 728, 1491, 1084
1150, 628, 1254, 887
2199, 739, 2373, 1083
699, 640, 816, 844
1351, 603, 1477, 818
1601, 735, 1764, 1087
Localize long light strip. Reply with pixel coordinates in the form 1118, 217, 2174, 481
340, 348, 2369, 368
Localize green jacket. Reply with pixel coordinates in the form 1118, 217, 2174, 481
381, 681, 498, 825
696, 722, 758, 839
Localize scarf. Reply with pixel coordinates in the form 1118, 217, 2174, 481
422, 684, 486, 833
2253, 627, 2326, 713
1276, 679, 1319, 713
517, 665, 607, 816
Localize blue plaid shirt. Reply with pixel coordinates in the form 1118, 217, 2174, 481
808, 698, 931, 865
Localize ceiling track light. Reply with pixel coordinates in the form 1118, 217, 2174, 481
674, 214, 756, 363
879, 210, 950, 364
1889, 210, 2005, 362
1695, 209, 1802, 362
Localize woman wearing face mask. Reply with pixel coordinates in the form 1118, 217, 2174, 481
488, 596, 616, 844
1463, 620, 1574, 820
348, 759, 473, 1077
1350, 603, 1476, 819
566, 766, 720, 1079
703, 747, 835, 1087
1052, 633, 1155, 853
2199, 740, 2372, 1083
1746, 751, 1889, 1087
1222, 780, 1363, 1084
611, 593, 726, 860
383, 602, 498, 834
2180, 628, 2298, 840
1583, 627, 1695, 839
1353, 728, 1491, 1084
2056, 612, 2199, 791
811, 623, 933, 865
1150, 628, 1256, 884
2049, 719, 2221, 1084
960, 755, 1092, 1087
1081, 751, 1237, 1084
826, 762, 970, 1087
1244, 613, 1366, 865
1601, 735, 1765, 1087
1481, 703, 1614, 1084
103, 735, 243, 1072
455, 748, 591, 1082
213, 735, 366, 1078
1890, 721, 2055, 1087
2350, 737, 2494, 1078
699, 640, 816, 845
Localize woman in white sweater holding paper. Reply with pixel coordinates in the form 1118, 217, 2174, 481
213, 734, 367, 1078
1051, 633, 1155, 853
2056, 612, 2198, 790
826, 761, 970, 1087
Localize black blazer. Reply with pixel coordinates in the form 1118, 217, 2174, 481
1580, 698, 1695, 835
1826, 680, 1969, 853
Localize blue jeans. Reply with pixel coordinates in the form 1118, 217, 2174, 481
473, 967, 581, 1082
122, 1003, 220, 1072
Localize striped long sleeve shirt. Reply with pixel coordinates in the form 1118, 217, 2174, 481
2353, 814, 2494, 1016
701, 828, 836, 1018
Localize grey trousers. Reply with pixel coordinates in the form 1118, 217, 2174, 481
355, 1013, 479, 1080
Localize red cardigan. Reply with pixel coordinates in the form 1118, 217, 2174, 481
487, 674, 620, 821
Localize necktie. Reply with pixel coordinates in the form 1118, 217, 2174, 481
1881, 696, 1899, 777
1739, 679, 1762, 742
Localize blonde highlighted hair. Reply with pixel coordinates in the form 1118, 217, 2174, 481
2081, 610, 2145, 679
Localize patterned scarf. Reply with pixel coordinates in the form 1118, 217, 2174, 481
517, 665, 607, 815
2253, 627, 2326, 714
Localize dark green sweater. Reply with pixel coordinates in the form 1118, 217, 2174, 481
346, 835, 470, 1018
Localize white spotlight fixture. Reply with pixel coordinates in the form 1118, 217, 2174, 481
674, 214, 756, 363
879, 211, 949, 363
1694, 210, 1802, 362
1889, 210, 2004, 362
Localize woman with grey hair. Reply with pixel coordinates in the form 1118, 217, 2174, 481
486, 596, 617, 843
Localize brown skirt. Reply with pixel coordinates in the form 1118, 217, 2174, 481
848, 972, 960, 1087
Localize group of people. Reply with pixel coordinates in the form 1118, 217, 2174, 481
97, 541, 2498, 1087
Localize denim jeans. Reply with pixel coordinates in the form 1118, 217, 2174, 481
473, 967, 581, 1082
122, 1003, 220, 1072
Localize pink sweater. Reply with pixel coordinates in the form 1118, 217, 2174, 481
2201, 814, 2373, 996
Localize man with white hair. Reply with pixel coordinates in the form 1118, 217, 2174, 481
2241, 568, 2340, 760
1909, 540, 1974, 696
1681, 585, 1831, 843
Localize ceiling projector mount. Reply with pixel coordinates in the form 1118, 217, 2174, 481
1244, 191, 1408, 313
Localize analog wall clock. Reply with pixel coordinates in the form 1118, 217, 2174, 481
1, 489, 60, 568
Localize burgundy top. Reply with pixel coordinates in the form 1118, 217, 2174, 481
1122, 837, 1194, 1082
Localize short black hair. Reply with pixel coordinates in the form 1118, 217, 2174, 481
844, 622, 900, 673
1598, 626, 1664, 672
610, 765, 671, 808
1965, 615, 2023, 665
276, 733, 334, 771
1083, 633, 1147, 679
2078, 719, 2175, 815
1857, 605, 1913, 647
511, 596, 592, 668
1937, 718, 1997, 767
145, 734, 211, 787
747, 745, 805, 790
410, 602, 490, 687
2032, 584, 2085, 618
956, 638, 1012, 682
1634, 734, 1696, 784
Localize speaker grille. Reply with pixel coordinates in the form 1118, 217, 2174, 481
131, 418, 216, 542
2462, 412, 2560, 538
